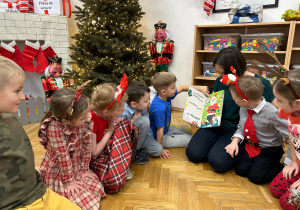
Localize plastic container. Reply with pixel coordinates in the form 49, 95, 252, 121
247, 63, 277, 82
292, 64, 300, 69
202, 62, 217, 77
202, 33, 240, 50
241, 33, 284, 51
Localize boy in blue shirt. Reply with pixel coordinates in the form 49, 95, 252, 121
120, 82, 163, 162
149, 72, 210, 159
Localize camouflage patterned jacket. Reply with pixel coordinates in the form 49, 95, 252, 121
0, 114, 46, 210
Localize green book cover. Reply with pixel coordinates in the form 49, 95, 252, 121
183, 88, 224, 128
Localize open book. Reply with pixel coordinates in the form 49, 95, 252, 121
183, 88, 224, 128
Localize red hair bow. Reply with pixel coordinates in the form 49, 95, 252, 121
106, 74, 128, 110
220, 66, 248, 101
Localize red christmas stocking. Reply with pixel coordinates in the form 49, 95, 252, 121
35, 46, 49, 74
8, 41, 23, 67
0, 42, 15, 59
41, 43, 57, 58
19, 40, 39, 73
204, 0, 215, 16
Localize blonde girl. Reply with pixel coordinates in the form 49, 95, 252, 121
89, 75, 138, 194
269, 69, 300, 210
39, 87, 106, 210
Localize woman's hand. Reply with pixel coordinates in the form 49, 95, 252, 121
189, 121, 199, 128
66, 181, 85, 198
283, 162, 300, 179
193, 86, 210, 97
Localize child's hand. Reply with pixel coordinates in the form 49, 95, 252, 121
160, 149, 171, 159
291, 179, 300, 190
131, 111, 142, 123
225, 143, 239, 158
82, 171, 98, 182
66, 181, 84, 198
225, 140, 239, 158
283, 162, 300, 179
194, 86, 210, 97
189, 121, 199, 128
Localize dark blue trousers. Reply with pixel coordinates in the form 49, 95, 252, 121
235, 146, 284, 184
186, 127, 244, 173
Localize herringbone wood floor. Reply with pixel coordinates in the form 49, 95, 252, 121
24, 111, 283, 210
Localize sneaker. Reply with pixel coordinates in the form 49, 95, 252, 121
126, 169, 133, 181
132, 149, 149, 165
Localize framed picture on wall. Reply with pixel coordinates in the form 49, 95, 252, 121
213, 0, 279, 13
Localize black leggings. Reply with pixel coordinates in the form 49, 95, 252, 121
185, 127, 244, 173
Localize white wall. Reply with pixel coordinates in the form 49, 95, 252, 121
68, 0, 299, 108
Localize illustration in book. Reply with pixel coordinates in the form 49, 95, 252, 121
183, 88, 224, 128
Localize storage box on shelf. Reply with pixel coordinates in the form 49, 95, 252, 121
192, 22, 295, 87
203, 33, 240, 50
240, 33, 284, 51
202, 62, 217, 77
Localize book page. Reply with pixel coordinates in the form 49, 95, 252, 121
183, 87, 207, 127
200, 90, 224, 128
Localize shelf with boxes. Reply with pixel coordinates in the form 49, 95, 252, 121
191, 22, 295, 86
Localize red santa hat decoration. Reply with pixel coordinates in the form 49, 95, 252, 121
220, 66, 248, 100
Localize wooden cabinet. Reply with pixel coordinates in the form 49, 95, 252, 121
191, 22, 297, 86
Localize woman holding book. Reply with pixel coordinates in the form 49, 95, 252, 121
185, 46, 277, 173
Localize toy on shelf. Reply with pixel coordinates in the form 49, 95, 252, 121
149, 20, 174, 72
41, 56, 69, 102
203, 33, 239, 51
241, 34, 284, 51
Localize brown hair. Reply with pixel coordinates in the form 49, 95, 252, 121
127, 81, 150, 105
91, 83, 128, 112
229, 76, 264, 101
273, 69, 300, 105
40, 88, 89, 124
151, 72, 177, 93
0, 56, 25, 89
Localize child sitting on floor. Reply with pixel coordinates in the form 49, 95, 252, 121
223, 74, 288, 184
120, 81, 163, 159
0, 56, 81, 210
89, 75, 138, 193
38, 85, 105, 210
149, 72, 209, 159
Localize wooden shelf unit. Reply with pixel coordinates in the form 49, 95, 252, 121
191, 22, 297, 86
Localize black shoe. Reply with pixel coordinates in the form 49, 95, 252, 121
133, 149, 149, 165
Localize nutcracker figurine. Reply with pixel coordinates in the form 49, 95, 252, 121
41, 56, 69, 102
149, 20, 174, 72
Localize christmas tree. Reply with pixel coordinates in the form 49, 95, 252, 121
65, 0, 154, 95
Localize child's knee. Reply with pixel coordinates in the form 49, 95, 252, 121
134, 116, 150, 130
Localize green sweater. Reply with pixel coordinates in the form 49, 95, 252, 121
0, 114, 46, 210
213, 74, 275, 133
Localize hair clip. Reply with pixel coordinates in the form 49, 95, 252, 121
221, 66, 248, 101
61, 80, 91, 119
105, 74, 128, 110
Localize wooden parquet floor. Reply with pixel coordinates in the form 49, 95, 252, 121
24, 111, 283, 210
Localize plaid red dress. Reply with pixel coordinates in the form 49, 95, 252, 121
90, 117, 138, 194
39, 115, 106, 210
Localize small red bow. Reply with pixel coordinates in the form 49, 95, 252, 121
106, 74, 128, 110
288, 124, 299, 137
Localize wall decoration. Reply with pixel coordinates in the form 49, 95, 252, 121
213, 0, 279, 13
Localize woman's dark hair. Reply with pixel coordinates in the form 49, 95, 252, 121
213, 46, 247, 77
